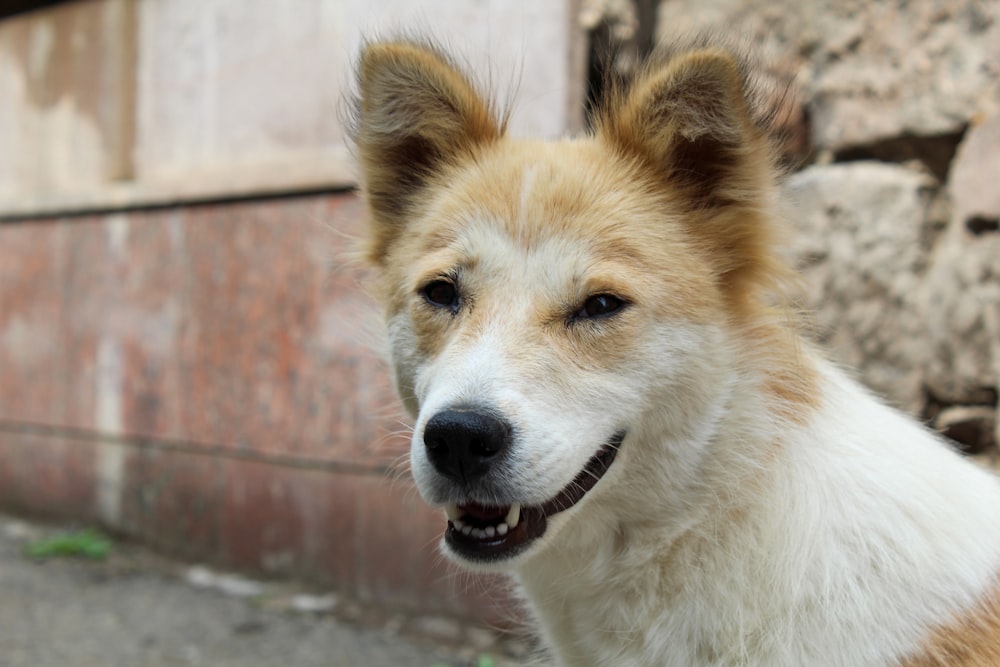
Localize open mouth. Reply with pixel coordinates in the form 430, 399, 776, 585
442, 432, 624, 562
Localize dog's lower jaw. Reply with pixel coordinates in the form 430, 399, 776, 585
442, 504, 545, 566
438, 434, 624, 566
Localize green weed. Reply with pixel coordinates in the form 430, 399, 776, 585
24, 528, 113, 560
432, 655, 498, 667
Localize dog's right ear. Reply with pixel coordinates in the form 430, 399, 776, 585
352, 41, 503, 265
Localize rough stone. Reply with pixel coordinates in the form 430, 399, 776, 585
807, 1, 1000, 154
290, 593, 339, 614
934, 406, 997, 454
653, 0, 1000, 431
184, 565, 264, 598
778, 118, 1000, 439
918, 115, 1000, 447
783, 162, 938, 411
411, 614, 465, 643
947, 114, 1000, 227
655, 0, 1000, 155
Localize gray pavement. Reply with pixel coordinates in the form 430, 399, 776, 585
0, 515, 528, 667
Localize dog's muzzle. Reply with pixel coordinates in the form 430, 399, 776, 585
421, 408, 624, 563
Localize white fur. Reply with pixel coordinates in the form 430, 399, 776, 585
398, 213, 1000, 666
513, 354, 1000, 666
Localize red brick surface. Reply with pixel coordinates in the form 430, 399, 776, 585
0, 192, 508, 621
0, 432, 96, 518
1, 196, 405, 461
0, 220, 71, 425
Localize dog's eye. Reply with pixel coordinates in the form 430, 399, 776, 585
576, 294, 626, 319
421, 279, 459, 310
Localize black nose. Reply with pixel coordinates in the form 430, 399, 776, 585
423, 408, 511, 484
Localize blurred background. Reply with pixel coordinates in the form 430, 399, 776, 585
0, 0, 998, 664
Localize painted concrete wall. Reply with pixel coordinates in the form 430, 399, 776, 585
0, 0, 585, 216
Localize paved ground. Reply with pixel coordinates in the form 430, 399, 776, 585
0, 514, 530, 667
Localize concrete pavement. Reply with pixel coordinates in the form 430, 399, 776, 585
0, 514, 528, 667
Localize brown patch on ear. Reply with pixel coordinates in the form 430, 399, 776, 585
350, 40, 505, 265
900, 579, 1000, 666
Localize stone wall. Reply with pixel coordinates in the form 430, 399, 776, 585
651, 0, 1000, 451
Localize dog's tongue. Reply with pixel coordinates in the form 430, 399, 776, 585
457, 502, 507, 523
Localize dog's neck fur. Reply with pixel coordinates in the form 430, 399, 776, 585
515, 349, 1000, 667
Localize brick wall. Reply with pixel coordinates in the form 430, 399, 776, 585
0, 192, 508, 621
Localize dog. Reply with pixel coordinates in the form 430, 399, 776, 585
349, 37, 1000, 666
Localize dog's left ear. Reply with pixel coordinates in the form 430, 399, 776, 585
352, 40, 503, 265
597, 48, 772, 209
598, 48, 781, 300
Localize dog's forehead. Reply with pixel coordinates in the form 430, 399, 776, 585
392, 137, 721, 321
419, 139, 663, 268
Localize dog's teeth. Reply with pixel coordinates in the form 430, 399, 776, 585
450, 506, 516, 539
506, 504, 521, 529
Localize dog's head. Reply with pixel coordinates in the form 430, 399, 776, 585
351, 39, 787, 567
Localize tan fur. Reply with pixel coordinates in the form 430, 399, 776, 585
592, 42, 818, 415
383, 140, 728, 375
351, 36, 821, 468
901, 580, 1000, 667
352, 40, 507, 266
352, 40, 808, 328
596, 47, 786, 308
